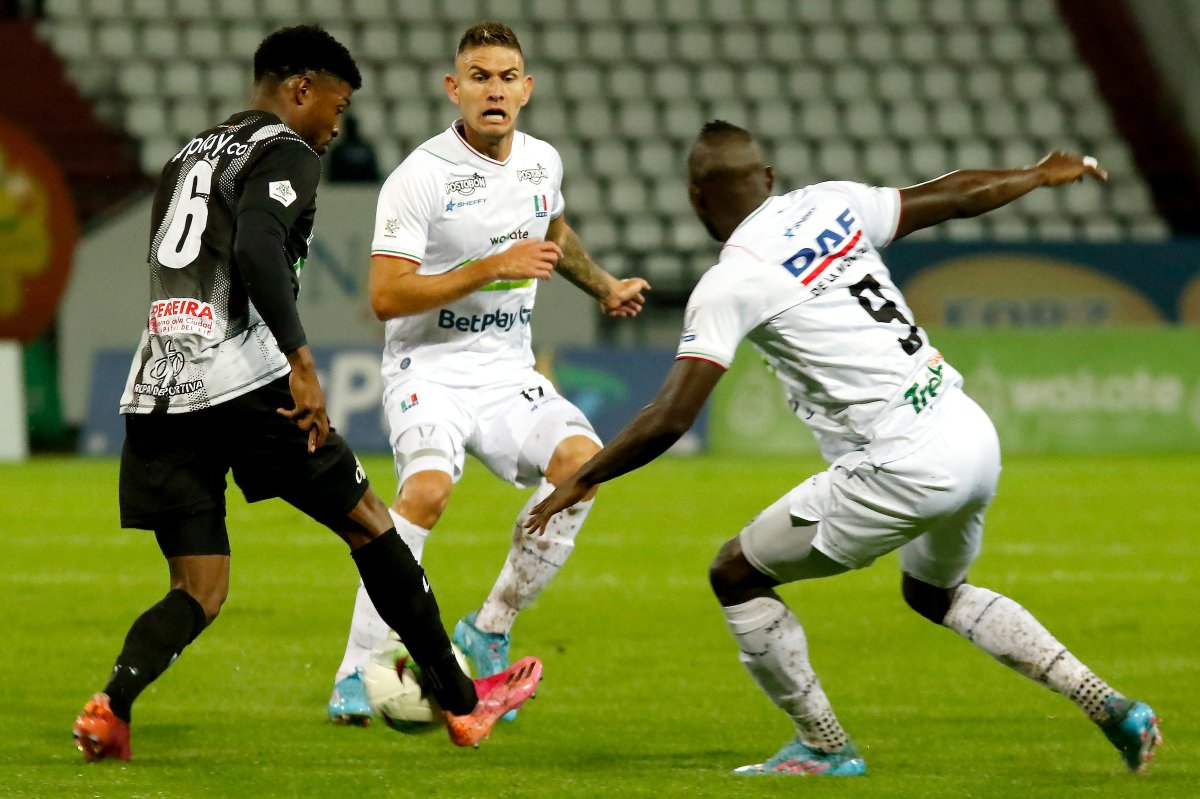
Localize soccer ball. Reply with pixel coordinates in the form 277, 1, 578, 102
362, 632, 470, 733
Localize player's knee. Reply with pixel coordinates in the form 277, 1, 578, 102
901, 572, 954, 625
709, 537, 774, 605
545, 435, 601, 487
197, 591, 226, 625
175, 581, 227, 625
395, 471, 452, 530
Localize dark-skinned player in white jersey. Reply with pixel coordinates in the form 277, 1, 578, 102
528, 121, 1161, 777
72, 25, 541, 763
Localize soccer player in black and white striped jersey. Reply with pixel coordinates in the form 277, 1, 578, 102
73, 25, 541, 762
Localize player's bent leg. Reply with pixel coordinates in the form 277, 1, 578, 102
329, 477, 448, 725
712, 520, 860, 773
319, 487, 479, 722
941, 582, 1161, 772
467, 435, 599, 720
463, 431, 600, 719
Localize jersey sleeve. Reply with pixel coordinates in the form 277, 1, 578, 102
675, 266, 763, 369
817, 181, 902, 248
549, 145, 566, 218
237, 140, 321, 229
370, 156, 440, 264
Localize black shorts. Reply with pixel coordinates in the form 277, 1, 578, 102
119, 377, 370, 532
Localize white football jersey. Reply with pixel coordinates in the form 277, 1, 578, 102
371, 123, 565, 387
678, 182, 963, 462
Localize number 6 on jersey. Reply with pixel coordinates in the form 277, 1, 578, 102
156, 160, 213, 269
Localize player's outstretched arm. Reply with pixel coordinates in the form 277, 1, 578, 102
894, 151, 1107, 240
525, 358, 724, 533
369, 238, 562, 319
546, 214, 651, 318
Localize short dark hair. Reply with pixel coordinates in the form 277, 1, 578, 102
254, 25, 362, 90
457, 20, 523, 57
698, 119, 752, 143
689, 120, 763, 181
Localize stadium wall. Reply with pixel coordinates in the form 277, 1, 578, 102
64, 188, 1200, 456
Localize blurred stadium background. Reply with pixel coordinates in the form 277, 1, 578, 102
2, 0, 1200, 460
1, 4, 1197, 794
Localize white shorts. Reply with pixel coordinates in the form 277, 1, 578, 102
382, 371, 601, 488
740, 390, 1001, 588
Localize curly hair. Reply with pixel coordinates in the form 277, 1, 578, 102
253, 25, 362, 90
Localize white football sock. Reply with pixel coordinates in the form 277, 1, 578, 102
390, 507, 430, 564
473, 480, 590, 635
333, 512, 431, 681
722, 597, 850, 753
943, 583, 1119, 724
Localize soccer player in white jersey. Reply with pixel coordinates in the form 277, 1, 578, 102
528, 122, 1162, 776
326, 21, 650, 723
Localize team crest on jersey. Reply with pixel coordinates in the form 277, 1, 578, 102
446, 173, 486, 196
400, 392, 419, 411
382, 217, 400, 237
517, 163, 549, 185
533, 194, 549, 218
269, 180, 296, 207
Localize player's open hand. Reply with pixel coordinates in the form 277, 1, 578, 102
278, 366, 330, 453
490, 238, 562, 282
524, 477, 591, 535
1035, 151, 1108, 186
601, 277, 652, 318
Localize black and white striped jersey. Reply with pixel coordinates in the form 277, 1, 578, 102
119, 110, 320, 415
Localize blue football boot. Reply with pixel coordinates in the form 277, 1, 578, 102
733, 738, 866, 777
1101, 696, 1162, 773
453, 612, 517, 721
327, 668, 373, 726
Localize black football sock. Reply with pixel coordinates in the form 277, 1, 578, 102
352, 530, 477, 715
104, 588, 207, 722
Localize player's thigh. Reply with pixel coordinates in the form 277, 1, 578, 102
383, 380, 470, 487
119, 410, 229, 530
738, 492, 850, 584
221, 379, 373, 531
472, 373, 601, 487
898, 396, 1001, 587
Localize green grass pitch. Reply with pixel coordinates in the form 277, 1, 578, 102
0, 452, 1195, 798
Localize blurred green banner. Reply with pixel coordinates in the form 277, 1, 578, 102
709, 329, 1200, 455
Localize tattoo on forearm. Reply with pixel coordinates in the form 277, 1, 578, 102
556, 227, 610, 300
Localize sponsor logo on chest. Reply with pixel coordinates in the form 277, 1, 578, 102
517, 163, 549, 184
438, 307, 532, 333
490, 228, 530, 245
446, 173, 487, 196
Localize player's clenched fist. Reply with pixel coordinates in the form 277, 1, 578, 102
1035, 151, 1108, 185
488, 238, 562, 281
